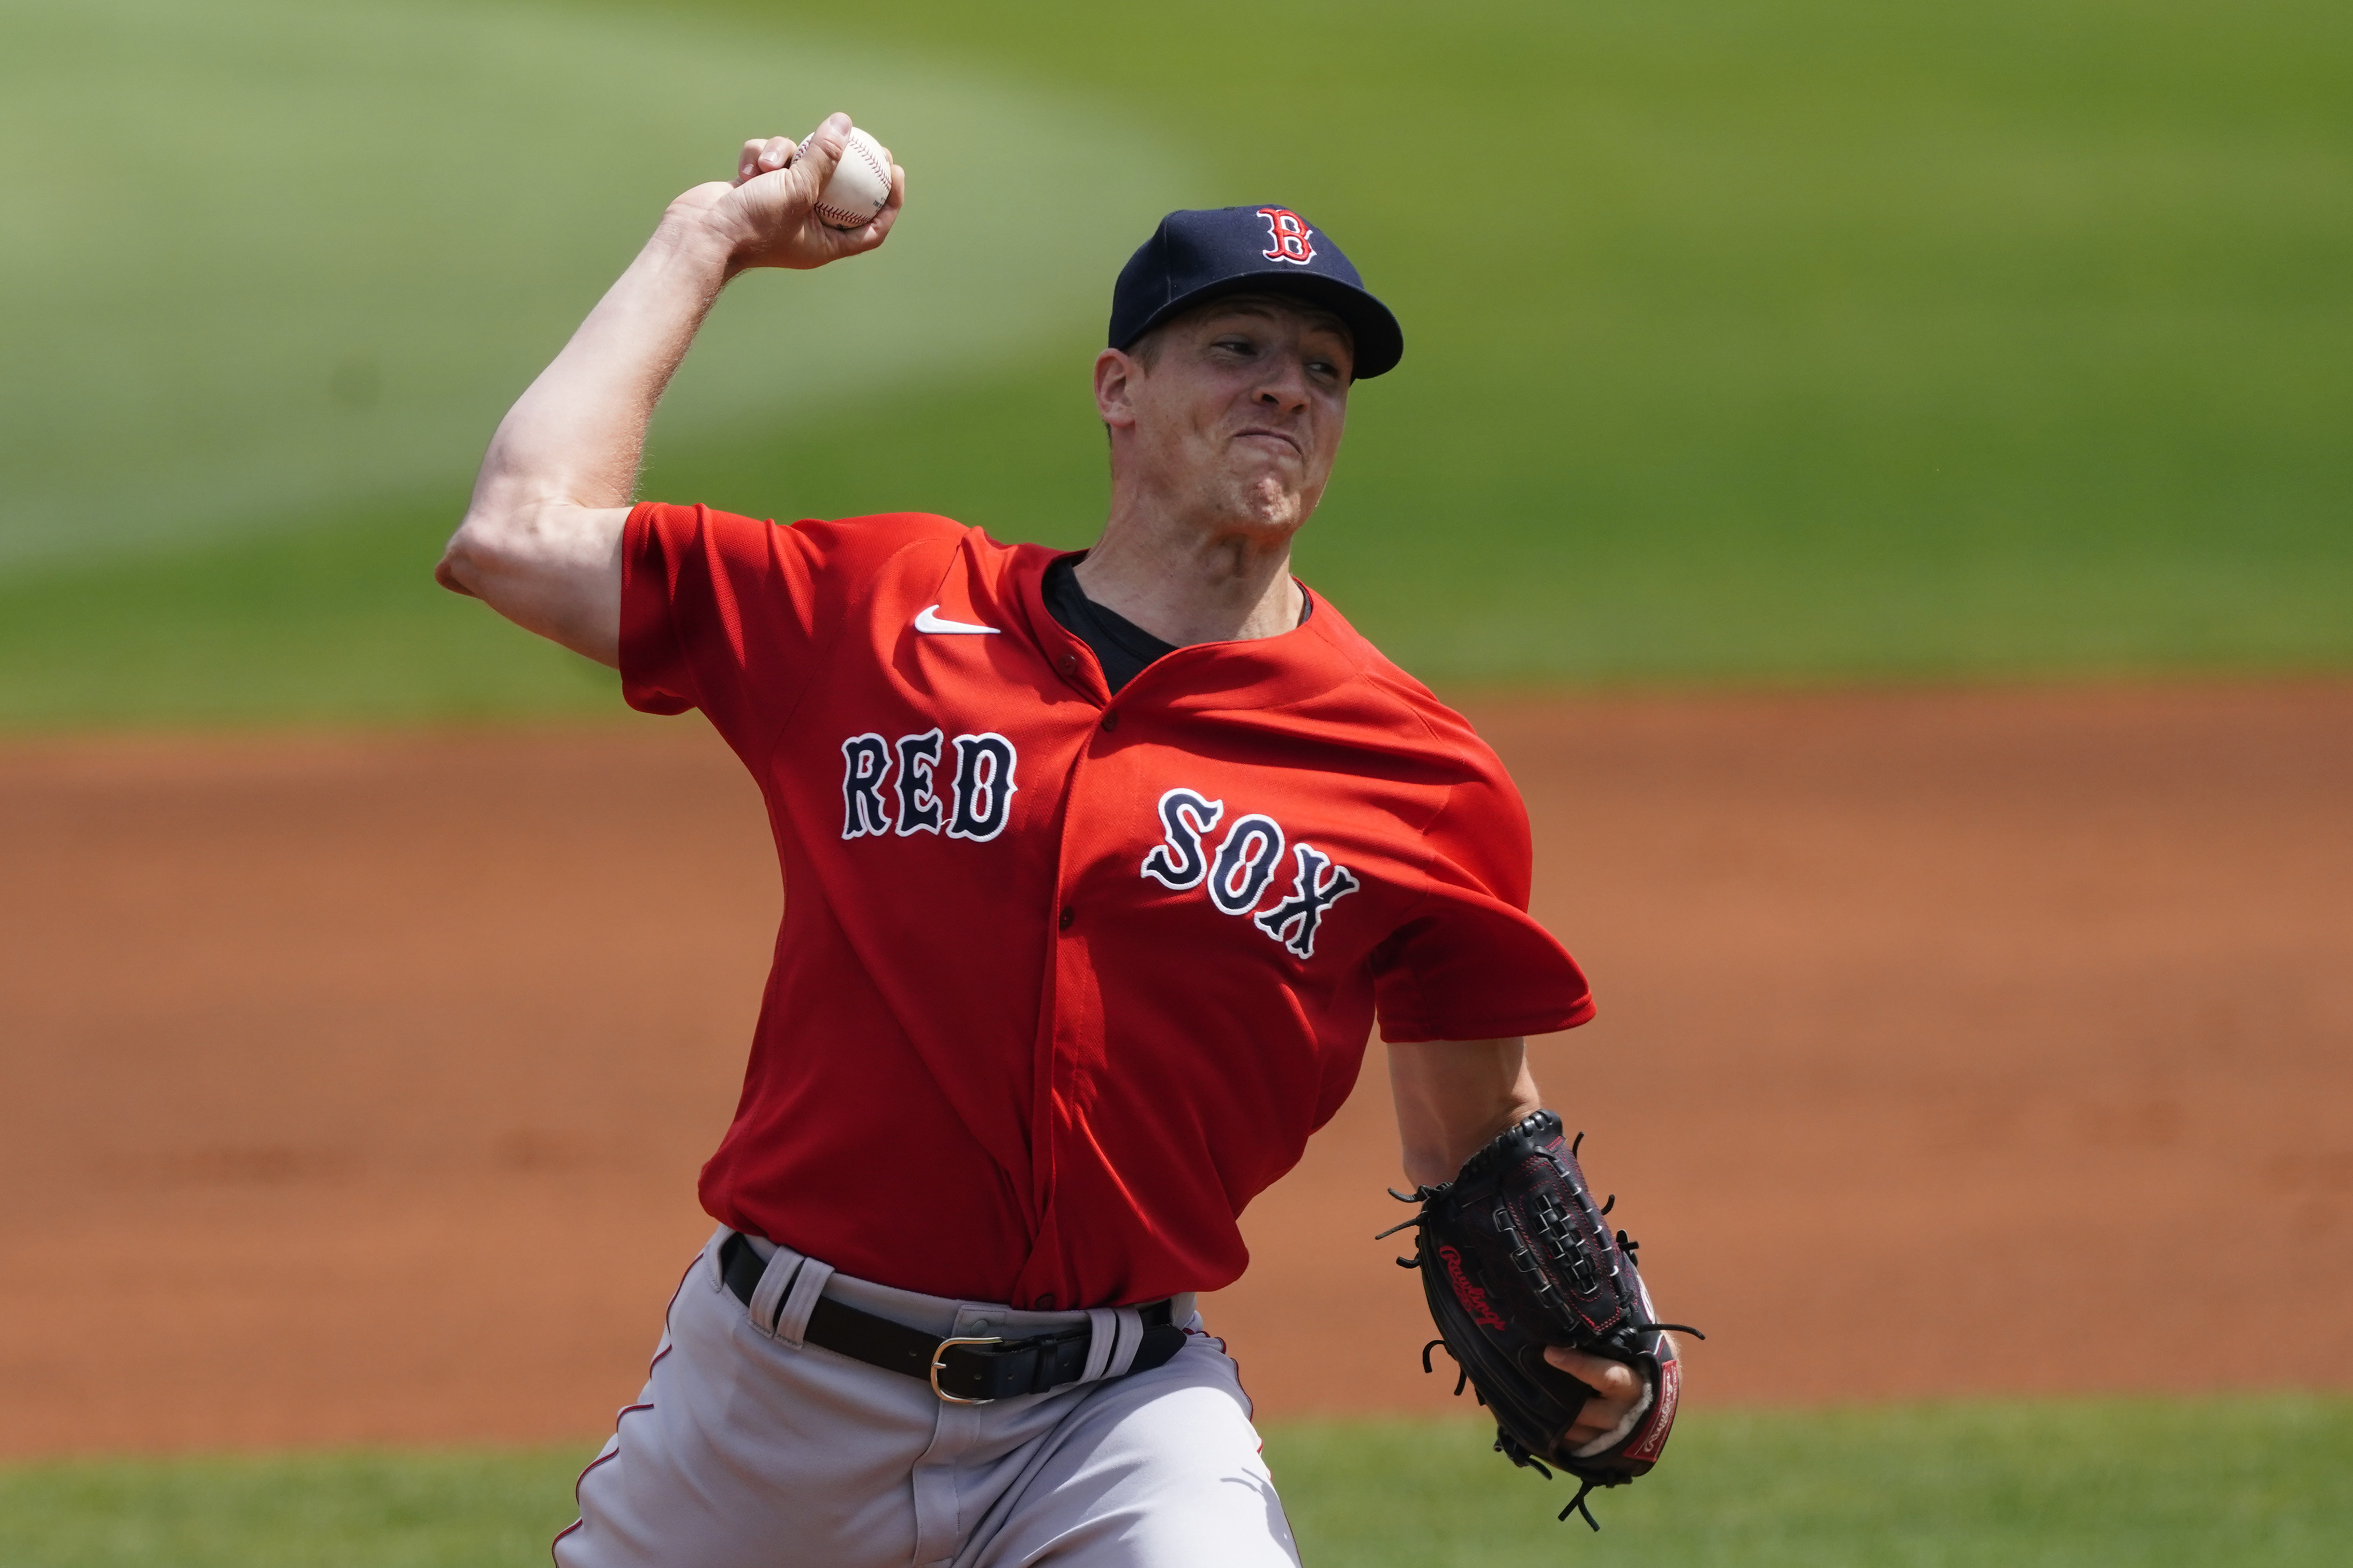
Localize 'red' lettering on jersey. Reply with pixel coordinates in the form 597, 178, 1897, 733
621, 504, 1594, 1310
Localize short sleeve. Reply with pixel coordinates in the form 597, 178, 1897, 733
620, 502, 961, 759
1371, 769, 1595, 1043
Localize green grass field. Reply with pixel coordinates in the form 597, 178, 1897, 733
2, 0, 2347, 725
4, 1400, 2348, 1566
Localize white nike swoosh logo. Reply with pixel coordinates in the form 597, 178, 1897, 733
914, 604, 1000, 635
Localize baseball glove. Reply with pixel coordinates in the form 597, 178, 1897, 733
1382, 1110, 1699, 1530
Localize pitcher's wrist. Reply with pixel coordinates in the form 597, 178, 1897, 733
651, 192, 750, 277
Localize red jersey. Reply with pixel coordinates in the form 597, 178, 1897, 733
622, 504, 1594, 1309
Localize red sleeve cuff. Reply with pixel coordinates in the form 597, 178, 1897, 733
618, 501, 697, 716
1378, 995, 1597, 1045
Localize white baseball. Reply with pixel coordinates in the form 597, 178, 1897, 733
803, 125, 893, 230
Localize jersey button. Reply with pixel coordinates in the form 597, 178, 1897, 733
1057, 653, 1080, 677
1100, 711, 1119, 732
1058, 907, 1076, 932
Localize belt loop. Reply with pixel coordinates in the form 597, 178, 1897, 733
774, 1255, 834, 1348
1107, 1307, 1146, 1378
745, 1241, 804, 1339
1079, 1307, 1144, 1383
702, 1227, 732, 1292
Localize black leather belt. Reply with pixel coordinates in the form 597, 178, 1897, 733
718, 1232, 1186, 1405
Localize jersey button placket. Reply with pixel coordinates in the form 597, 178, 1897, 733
1069, 707, 1122, 932
1026, 715, 1106, 1308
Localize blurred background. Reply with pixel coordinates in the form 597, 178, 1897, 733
2, 0, 2348, 1563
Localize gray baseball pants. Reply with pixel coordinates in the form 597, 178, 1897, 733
553, 1228, 1303, 1567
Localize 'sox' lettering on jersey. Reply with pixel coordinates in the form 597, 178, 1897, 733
840, 729, 1020, 842
1207, 814, 1285, 916
946, 733, 1019, 842
1257, 208, 1315, 265
1144, 787, 1359, 959
841, 734, 892, 839
1252, 842, 1362, 959
893, 729, 944, 836
1139, 789, 1225, 890
1438, 1244, 1508, 1331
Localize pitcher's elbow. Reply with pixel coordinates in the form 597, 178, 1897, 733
432, 547, 472, 597
437, 510, 513, 598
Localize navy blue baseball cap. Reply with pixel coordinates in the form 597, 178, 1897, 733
1108, 206, 1404, 379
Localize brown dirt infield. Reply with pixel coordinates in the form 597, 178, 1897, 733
2, 684, 2348, 1457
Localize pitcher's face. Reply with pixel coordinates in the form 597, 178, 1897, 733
1101, 294, 1355, 539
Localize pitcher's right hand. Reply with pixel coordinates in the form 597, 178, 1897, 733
671, 112, 905, 274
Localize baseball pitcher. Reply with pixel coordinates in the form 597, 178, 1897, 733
437, 114, 1682, 1565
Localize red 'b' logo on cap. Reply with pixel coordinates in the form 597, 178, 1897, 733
1258, 208, 1316, 265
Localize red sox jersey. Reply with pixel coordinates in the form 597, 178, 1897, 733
622, 504, 1594, 1310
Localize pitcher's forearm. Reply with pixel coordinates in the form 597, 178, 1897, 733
432, 117, 900, 662
435, 205, 737, 662
1388, 1038, 1543, 1189
469, 205, 737, 522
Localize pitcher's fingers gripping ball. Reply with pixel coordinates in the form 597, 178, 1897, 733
802, 125, 893, 228
1392, 1111, 1702, 1530
718, 114, 903, 271
737, 124, 891, 228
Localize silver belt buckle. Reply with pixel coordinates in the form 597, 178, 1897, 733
929, 1335, 1004, 1406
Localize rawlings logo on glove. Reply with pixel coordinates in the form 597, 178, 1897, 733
1381, 1110, 1701, 1530
1438, 1244, 1510, 1330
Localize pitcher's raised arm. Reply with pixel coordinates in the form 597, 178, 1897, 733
434, 114, 904, 665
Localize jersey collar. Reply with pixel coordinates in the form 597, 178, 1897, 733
1006, 544, 1369, 714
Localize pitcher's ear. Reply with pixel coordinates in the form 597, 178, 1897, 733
1094, 347, 1141, 431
